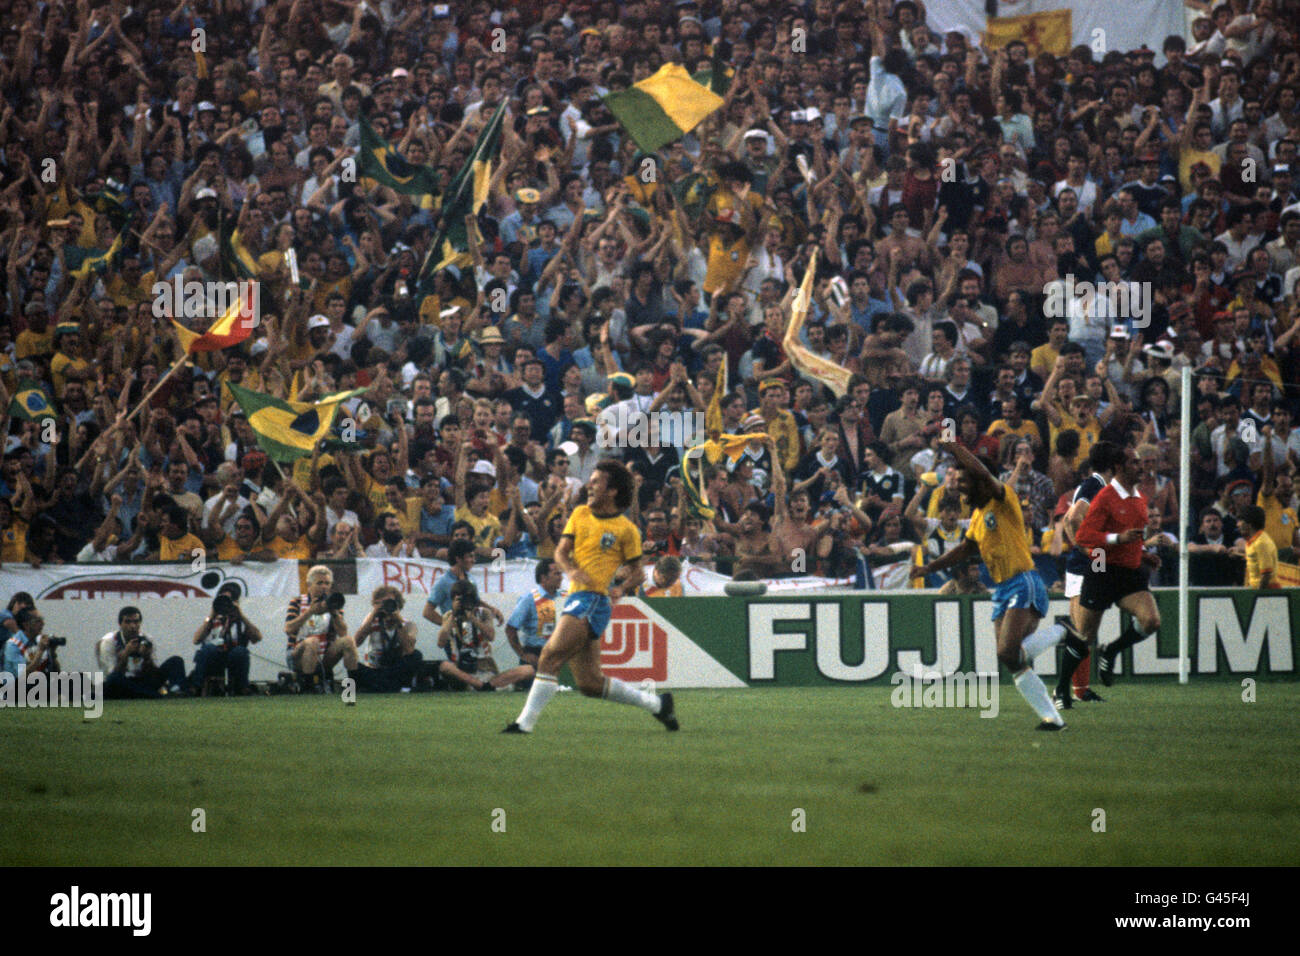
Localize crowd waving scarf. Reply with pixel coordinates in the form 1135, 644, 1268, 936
680, 432, 761, 520
782, 249, 852, 398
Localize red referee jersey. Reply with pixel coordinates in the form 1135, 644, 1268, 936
1073, 479, 1149, 570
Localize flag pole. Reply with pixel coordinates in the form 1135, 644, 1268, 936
122, 350, 191, 426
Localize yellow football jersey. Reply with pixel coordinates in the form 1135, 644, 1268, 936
965, 485, 1035, 585
562, 505, 642, 596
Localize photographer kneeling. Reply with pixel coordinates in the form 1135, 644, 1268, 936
438, 581, 534, 692
352, 586, 423, 692
191, 584, 264, 695
96, 607, 187, 699
5, 608, 63, 679
285, 565, 358, 692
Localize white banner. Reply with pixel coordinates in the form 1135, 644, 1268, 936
7, 561, 301, 602
355, 557, 852, 599
923, 0, 1187, 62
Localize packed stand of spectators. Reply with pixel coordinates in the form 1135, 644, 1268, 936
1, 0, 1298, 600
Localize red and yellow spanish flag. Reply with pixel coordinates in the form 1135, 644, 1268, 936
984, 9, 1071, 58
171, 286, 256, 353
782, 249, 852, 398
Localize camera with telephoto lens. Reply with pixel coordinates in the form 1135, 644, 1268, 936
381, 598, 399, 616
213, 593, 236, 616
326, 592, 346, 612
47, 637, 67, 648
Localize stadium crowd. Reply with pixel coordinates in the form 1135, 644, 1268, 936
2, 0, 1299, 625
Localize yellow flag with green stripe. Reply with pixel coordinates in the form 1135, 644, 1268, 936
602, 63, 724, 153
226, 381, 365, 463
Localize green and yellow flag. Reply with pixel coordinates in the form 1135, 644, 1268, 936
419, 99, 508, 283
71, 225, 128, 279
359, 115, 442, 197
220, 222, 259, 280
603, 63, 724, 154
9, 381, 56, 422
226, 382, 365, 463
691, 48, 734, 98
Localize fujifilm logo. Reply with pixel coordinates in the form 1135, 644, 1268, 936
151, 275, 260, 325
1043, 274, 1151, 328
49, 886, 151, 936
0, 671, 102, 719
890, 669, 1000, 718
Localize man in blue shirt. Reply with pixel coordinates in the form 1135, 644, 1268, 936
504, 558, 564, 669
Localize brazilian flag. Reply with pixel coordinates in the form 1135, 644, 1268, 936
220, 222, 259, 280
226, 382, 367, 463
670, 169, 719, 221
71, 225, 128, 279
418, 99, 508, 285
359, 116, 442, 197
9, 381, 56, 422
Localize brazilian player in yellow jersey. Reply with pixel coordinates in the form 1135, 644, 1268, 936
504, 460, 679, 734
911, 442, 1079, 730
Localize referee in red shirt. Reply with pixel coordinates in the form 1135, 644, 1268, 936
1072, 446, 1164, 687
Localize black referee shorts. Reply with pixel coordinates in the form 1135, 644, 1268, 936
1080, 564, 1148, 612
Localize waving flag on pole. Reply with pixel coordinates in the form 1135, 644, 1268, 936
171, 286, 257, 353
419, 99, 507, 283
782, 249, 852, 398
602, 63, 724, 154
226, 382, 366, 463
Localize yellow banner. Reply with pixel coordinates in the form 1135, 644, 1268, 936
984, 9, 1072, 57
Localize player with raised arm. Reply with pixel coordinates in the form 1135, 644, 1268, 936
503, 460, 678, 734
1072, 445, 1162, 688
911, 441, 1081, 730
1053, 440, 1123, 709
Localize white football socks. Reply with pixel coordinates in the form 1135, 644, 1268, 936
515, 673, 559, 732
1020, 623, 1066, 665
1014, 669, 1064, 725
603, 677, 662, 713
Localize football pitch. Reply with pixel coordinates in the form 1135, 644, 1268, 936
3, 683, 1297, 866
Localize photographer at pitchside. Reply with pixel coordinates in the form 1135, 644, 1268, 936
96, 607, 186, 699
352, 586, 424, 692
191, 584, 264, 695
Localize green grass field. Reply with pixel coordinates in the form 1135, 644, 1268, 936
3, 683, 1297, 866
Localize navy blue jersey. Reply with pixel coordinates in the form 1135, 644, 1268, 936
1065, 473, 1107, 575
